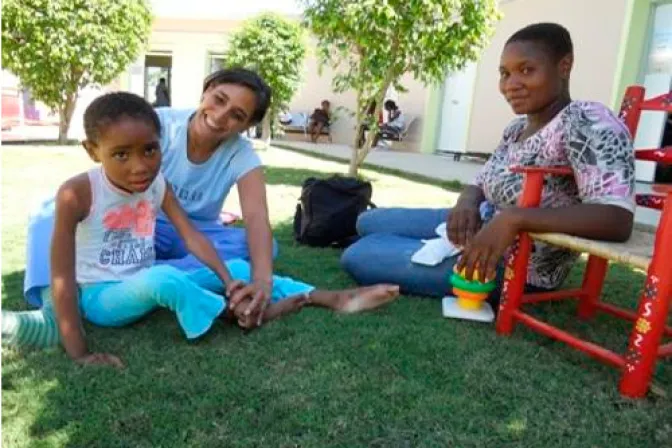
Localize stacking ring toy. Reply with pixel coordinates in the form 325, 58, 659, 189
442, 266, 496, 323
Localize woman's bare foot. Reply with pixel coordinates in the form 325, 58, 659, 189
263, 295, 307, 322
233, 295, 307, 329
331, 284, 400, 313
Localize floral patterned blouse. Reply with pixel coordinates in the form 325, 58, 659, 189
473, 101, 635, 289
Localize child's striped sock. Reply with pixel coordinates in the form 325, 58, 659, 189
2, 309, 60, 348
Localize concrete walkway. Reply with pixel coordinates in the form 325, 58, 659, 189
272, 140, 484, 185
272, 139, 660, 229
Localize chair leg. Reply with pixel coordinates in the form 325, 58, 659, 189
497, 172, 544, 335
496, 234, 533, 335
620, 272, 672, 398
620, 190, 672, 398
577, 255, 608, 319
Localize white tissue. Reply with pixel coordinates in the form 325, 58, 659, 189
411, 223, 462, 266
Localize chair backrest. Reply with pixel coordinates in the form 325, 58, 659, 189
619, 86, 672, 137
618, 86, 672, 211
291, 112, 309, 127
401, 115, 417, 137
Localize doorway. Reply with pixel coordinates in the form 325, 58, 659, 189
437, 63, 477, 155
144, 53, 172, 107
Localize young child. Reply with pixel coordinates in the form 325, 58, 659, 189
1, 92, 399, 368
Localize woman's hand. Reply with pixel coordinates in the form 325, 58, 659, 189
447, 203, 482, 247
75, 352, 125, 369
225, 280, 245, 299
455, 208, 522, 283
228, 279, 272, 328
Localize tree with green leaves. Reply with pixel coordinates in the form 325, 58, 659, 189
225, 13, 307, 146
2, 0, 152, 143
303, 0, 500, 175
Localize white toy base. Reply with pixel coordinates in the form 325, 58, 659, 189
442, 296, 495, 323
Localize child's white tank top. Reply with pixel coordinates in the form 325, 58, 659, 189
75, 167, 166, 284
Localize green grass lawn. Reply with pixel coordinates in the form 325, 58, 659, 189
2, 145, 671, 447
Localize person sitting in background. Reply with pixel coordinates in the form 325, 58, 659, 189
307, 100, 331, 143
154, 78, 170, 107
373, 100, 405, 146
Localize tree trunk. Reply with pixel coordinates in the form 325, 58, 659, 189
348, 146, 360, 176
348, 84, 392, 177
260, 113, 272, 148
347, 42, 400, 177
350, 68, 365, 176
58, 93, 77, 145
58, 109, 69, 144
350, 121, 365, 176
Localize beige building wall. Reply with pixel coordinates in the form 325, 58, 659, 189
466, 0, 629, 153
63, 19, 236, 139
287, 43, 429, 150
118, 21, 430, 150
143, 19, 239, 108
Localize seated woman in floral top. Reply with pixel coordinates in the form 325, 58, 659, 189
341, 22, 635, 305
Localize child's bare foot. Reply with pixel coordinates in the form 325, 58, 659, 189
333, 284, 400, 313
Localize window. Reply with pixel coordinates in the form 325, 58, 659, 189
635, 3, 672, 182
645, 3, 672, 75
209, 54, 226, 74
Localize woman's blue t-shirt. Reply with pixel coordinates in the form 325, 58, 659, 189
155, 108, 261, 222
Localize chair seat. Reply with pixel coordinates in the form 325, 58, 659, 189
530, 229, 655, 270
652, 184, 672, 194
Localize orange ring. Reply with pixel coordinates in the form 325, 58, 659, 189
452, 287, 489, 301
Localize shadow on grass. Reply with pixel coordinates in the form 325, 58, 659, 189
2, 220, 671, 447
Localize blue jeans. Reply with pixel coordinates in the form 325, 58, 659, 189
340, 208, 545, 306
154, 217, 279, 271
341, 208, 461, 298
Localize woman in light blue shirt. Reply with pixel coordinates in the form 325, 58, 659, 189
153, 68, 276, 319
24, 68, 278, 322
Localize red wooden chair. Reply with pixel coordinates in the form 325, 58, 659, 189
495, 85, 672, 398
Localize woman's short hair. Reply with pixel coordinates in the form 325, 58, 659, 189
202, 68, 272, 125
506, 23, 573, 62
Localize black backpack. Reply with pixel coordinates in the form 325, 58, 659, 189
293, 175, 375, 247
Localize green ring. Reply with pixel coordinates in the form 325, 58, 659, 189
450, 273, 496, 293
